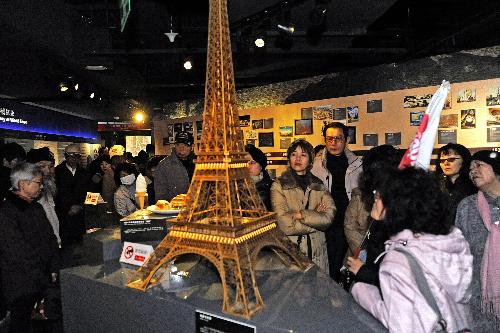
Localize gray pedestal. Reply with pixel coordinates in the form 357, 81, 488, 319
83, 228, 122, 264
61, 258, 387, 332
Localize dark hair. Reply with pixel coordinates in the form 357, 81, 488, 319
1, 142, 26, 164
378, 167, 451, 237
245, 144, 267, 170
286, 139, 314, 165
322, 122, 348, 138
98, 155, 112, 165
435, 143, 472, 179
359, 145, 403, 210
114, 162, 139, 185
313, 144, 325, 156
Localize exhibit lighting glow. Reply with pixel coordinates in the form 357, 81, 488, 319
254, 38, 265, 48
74, 83, 79, 91
90, 92, 95, 99
59, 83, 69, 92
133, 111, 145, 123
183, 60, 192, 70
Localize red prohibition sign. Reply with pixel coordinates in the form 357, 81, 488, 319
124, 245, 134, 259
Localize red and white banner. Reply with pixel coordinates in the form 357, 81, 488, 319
399, 80, 451, 170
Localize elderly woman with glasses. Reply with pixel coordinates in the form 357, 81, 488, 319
435, 143, 476, 220
0, 163, 60, 331
271, 139, 336, 273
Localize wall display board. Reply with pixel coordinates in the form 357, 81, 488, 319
154, 78, 500, 176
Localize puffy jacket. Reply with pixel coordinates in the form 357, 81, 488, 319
352, 228, 473, 333
271, 169, 336, 273
344, 187, 370, 257
311, 147, 362, 200
154, 152, 194, 201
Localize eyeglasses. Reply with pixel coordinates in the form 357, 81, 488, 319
325, 136, 345, 143
439, 157, 462, 164
65, 153, 81, 158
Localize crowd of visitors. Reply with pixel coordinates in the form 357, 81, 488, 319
1, 122, 499, 332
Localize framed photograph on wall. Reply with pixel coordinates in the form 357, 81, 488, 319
367, 99, 382, 113
279, 126, 293, 137
263, 118, 274, 129
439, 114, 458, 128
312, 105, 333, 120
460, 109, 476, 129
385, 132, 401, 146
333, 108, 347, 120
487, 108, 500, 126
457, 89, 476, 103
301, 107, 313, 119
403, 94, 432, 108
487, 127, 500, 142
294, 119, 313, 135
347, 106, 359, 123
280, 138, 292, 149
410, 111, 424, 126
252, 119, 263, 130
258, 132, 274, 147
486, 87, 500, 106
347, 126, 356, 144
239, 115, 250, 127
438, 130, 457, 144
363, 133, 378, 147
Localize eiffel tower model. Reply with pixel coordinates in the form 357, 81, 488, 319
127, 0, 312, 319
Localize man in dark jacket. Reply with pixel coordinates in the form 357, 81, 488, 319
155, 131, 196, 201
0, 163, 60, 331
55, 144, 89, 247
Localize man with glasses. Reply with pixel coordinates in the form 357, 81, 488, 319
55, 144, 89, 249
312, 122, 362, 280
155, 131, 196, 201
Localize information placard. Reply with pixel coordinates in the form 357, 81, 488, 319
120, 217, 169, 242
195, 310, 256, 333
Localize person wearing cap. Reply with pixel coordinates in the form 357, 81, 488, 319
55, 144, 89, 247
155, 131, 196, 201
456, 150, 500, 332
244, 144, 272, 211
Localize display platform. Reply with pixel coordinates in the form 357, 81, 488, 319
61, 254, 387, 332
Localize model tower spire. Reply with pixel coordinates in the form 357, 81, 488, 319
127, 0, 311, 319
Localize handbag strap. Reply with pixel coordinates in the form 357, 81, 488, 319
393, 247, 448, 333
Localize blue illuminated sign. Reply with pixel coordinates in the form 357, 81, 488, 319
0, 98, 97, 140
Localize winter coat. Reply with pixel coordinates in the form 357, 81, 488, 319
271, 169, 336, 273
255, 170, 273, 211
437, 174, 476, 222
0, 192, 60, 304
55, 162, 88, 245
352, 228, 473, 333
344, 187, 370, 257
353, 219, 387, 287
456, 193, 499, 332
311, 147, 362, 200
114, 183, 138, 217
154, 152, 194, 201
101, 169, 117, 205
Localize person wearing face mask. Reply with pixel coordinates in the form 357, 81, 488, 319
271, 139, 336, 273
114, 162, 140, 217
435, 143, 476, 221
0, 163, 60, 332
244, 144, 272, 210
456, 150, 500, 332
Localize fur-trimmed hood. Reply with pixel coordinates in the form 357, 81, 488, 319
277, 169, 325, 191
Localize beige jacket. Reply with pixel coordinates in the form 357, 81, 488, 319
271, 169, 336, 273
343, 187, 370, 257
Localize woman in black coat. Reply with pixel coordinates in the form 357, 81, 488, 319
245, 144, 273, 211
0, 163, 60, 332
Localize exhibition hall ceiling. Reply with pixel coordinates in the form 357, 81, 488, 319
0, 0, 498, 121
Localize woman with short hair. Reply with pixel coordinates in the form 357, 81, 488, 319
352, 167, 472, 332
271, 139, 335, 273
114, 162, 140, 217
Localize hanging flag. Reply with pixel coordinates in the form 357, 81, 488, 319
399, 80, 451, 170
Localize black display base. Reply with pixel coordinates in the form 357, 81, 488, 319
61, 256, 387, 332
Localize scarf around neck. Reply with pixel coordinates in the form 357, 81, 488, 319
477, 191, 500, 326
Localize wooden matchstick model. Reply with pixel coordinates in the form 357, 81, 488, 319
127, 0, 312, 319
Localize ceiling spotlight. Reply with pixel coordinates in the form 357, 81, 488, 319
85, 65, 108, 71
133, 111, 145, 123
90, 92, 95, 99
164, 15, 179, 43
74, 83, 79, 91
183, 60, 192, 70
277, 24, 295, 35
59, 83, 69, 92
254, 38, 265, 48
